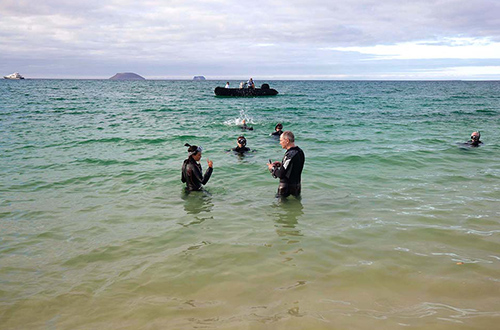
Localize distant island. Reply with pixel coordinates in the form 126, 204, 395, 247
193, 76, 206, 81
109, 72, 145, 80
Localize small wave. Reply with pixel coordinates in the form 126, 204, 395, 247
74, 158, 138, 166
77, 137, 124, 145
340, 155, 363, 162
321, 300, 500, 323
475, 109, 497, 115
336, 153, 426, 168
448, 94, 474, 100
19, 175, 109, 191
63, 245, 125, 267
36, 231, 67, 240
134, 137, 169, 145
402, 302, 500, 320
76, 137, 169, 146
11, 145, 38, 151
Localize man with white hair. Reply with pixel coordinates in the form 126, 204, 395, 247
267, 131, 305, 198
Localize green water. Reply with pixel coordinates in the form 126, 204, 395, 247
1, 80, 499, 329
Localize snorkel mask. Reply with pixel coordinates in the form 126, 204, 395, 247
185, 143, 203, 156
237, 137, 247, 146
189, 146, 203, 156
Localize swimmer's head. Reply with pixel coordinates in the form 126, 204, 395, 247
237, 136, 247, 146
471, 131, 480, 141
275, 123, 283, 131
185, 143, 203, 159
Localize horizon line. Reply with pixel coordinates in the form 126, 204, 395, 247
4, 78, 500, 82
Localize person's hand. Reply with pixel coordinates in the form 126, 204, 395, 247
207, 158, 213, 168
267, 161, 280, 170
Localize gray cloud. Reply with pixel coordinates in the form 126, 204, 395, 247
1, 0, 500, 78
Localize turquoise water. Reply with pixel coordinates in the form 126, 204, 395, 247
1, 80, 499, 329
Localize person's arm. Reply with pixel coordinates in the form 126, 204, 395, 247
202, 167, 213, 184
272, 154, 295, 179
201, 159, 213, 184
181, 161, 187, 183
277, 160, 292, 179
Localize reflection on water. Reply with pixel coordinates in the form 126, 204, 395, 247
180, 190, 213, 226
272, 197, 304, 239
272, 198, 305, 265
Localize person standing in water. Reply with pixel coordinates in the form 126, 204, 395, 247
181, 143, 213, 191
267, 131, 305, 198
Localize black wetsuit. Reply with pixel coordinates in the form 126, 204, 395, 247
271, 130, 283, 136
232, 146, 250, 154
270, 146, 305, 197
181, 157, 213, 191
240, 124, 254, 131
466, 140, 483, 147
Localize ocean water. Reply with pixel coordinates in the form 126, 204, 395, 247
1, 79, 499, 329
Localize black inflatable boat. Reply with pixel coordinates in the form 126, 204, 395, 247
214, 84, 278, 97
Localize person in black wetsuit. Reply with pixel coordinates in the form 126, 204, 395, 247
240, 119, 253, 131
232, 136, 251, 154
267, 131, 305, 198
181, 143, 213, 191
270, 123, 283, 136
466, 131, 483, 147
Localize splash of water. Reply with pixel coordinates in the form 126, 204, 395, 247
224, 109, 255, 126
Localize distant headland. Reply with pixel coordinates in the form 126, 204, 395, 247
109, 72, 145, 80
193, 76, 206, 81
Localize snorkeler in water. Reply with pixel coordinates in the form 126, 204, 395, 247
181, 143, 213, 191
467, 131, 483, 147
270, 123, 283, 136
240, 119, 254, 131
231, 136, 251, 154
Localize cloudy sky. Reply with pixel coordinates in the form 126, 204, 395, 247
1, 0, 500, 79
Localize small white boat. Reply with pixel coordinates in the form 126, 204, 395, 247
4, 72, 25, 79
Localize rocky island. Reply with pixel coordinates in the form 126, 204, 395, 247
109, 72, 145, 80
193, 76, 206, 81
